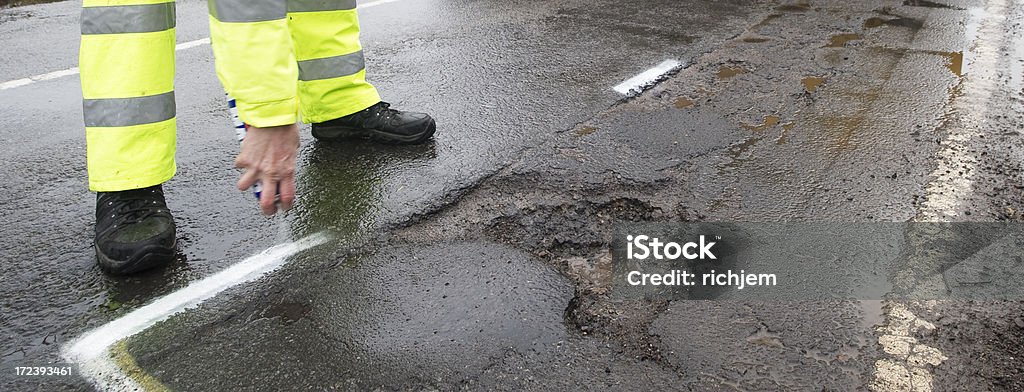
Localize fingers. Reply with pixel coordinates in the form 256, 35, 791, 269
258, 162, 296, 216
234, 148, 250, 169
237, 167, 260, 192
278, 173, 296, 213
235, 123, 301, 216
259, 177, 278, 216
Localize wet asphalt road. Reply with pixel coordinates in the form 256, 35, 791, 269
2, 0, 1024, 390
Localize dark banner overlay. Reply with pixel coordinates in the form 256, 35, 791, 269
611, 223, 1024, 300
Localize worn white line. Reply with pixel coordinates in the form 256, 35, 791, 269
1, 0, 402, 91
918, 6, 1001, 222
0, 78, 33, 90
35, 67, 80, 81
872, 3, 1009, 392
613, 59, 684, 95
175, 37, 211, 51
0, 35, 211, 91
0, 66, 79, 90
62, 232, 330, 390
359, 0, 404, 9
0, 36, 210, 91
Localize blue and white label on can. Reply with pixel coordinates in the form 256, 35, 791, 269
227, 94, 263, 200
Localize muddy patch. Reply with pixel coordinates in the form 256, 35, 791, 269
902, 0, 964, 10
741, 115, 782, 132
776, 1, 811, 12
574, 126, 599, 137
825, 33, 862, 48
673, 97, 695, 108
864, 16, 924, 30
717, 65, 748, 80
802, 76, 826, 92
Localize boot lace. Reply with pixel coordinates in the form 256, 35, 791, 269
365, 102, 398, 123
100, 190, 166, 227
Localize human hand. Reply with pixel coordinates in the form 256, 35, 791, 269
234, 123, 300, 215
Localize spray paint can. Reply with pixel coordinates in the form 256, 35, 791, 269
227, 94, 265, 200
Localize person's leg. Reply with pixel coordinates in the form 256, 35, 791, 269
287, 0, 436, 144
287, 0, 378, 122
80, 0, 178, 274
208, 0, 298, 128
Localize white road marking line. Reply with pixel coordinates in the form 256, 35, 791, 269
872, 3, 1008, 392
919, 5, 999, 222
74, 354, 145, 392
1, 0, 402, 91
62, 232, 330, 390
359, 0, 404, 9
0, 78, 33, 90
612, 59, 684, 95
175, 37, 210, 51
0, 66, 79, 90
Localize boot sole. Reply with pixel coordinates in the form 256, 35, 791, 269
96, 240, 177, 276
312, 118, 436, 145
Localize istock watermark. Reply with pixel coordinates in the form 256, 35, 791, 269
625, 234, 718, 260
624, 234, 777, 290
611, 223, 1024, 301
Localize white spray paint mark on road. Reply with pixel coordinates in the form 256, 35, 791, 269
0, 0, 401, 91
73, 354, 144, 392
62, 232, 330, 390
612, 59, 684, 95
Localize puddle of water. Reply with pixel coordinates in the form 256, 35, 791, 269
741, 32, 770, 43
717, 65, 748, 80
574, 126, 598, 137
863, 17, 886, 28
825, 33, 862, 48
776, 1, 810, 12
863, 16, 924, 30
917, 50, 964, 77
859, 300, 884, 329
940, 51, 964, 77
802, 76, 826, 93
902, 0, 963, 10
741, 115, 781, 132
674, 97, 695, 109
746, 324, 785, 348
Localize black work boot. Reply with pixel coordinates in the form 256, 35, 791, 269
311, 101, 436, 144
95, 185, 177, 275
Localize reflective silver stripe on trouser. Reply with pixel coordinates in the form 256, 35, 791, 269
208, 0, 286, 23
81, 3, 176, 35
286, 0, 356, 12
83, 92, 176, 127
297, 51, 365, 81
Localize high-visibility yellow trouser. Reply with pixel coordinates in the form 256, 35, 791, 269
207, 0, 381, 127
81, 0, 380, 192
